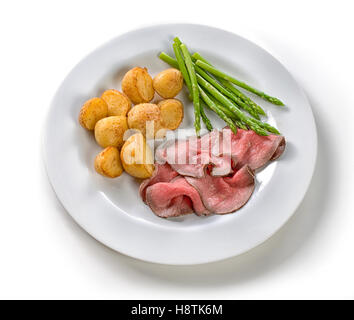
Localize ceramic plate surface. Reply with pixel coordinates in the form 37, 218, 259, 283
44, 24, 317, 265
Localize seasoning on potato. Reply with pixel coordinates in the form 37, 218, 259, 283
121, 67, 155, 104
153, 68, 183, 99
158, 99, 184, 130
94, 116, 128, 149
120, 132, 154, 179
94, 146, 123, 178
79, 97, 108, 130
101, 89, 131, 117
127, 103, 163, 138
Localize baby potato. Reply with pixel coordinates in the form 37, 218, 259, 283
79, 97, 108, 130
94, 116, 128, 149
158, 99, 184, 130
94, 146, 123, 178
120, 133, 154, 179
121, 67, 155, 104
101, 89, 131, 117
127, 103, 162, 138
153, 68, 183, 99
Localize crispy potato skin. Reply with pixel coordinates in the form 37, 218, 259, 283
158, 99, 184, 130
153, 68, 183, 99
127, 103, 162, 137
120, 133, 154, 179
94, 146, 123, 178
79, 97, 108, 130
121, 67, 155, 104
101, 89, 131, 117
94, 116, 128, 149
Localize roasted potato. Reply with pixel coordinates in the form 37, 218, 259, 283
101, 89, 131, 117
153, 68, 183, 98
120, 133, 154, 179
94, 146, 123, 178
127, 103, 162, 138
94, 116, 128, 149
79, 97, 108, 130
121, 67, 155, 104
158, 99, 184, 130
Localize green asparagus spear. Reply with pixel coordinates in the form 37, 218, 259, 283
162, 45, 203, 133
173, 42, 192, 92
192, 52, 266, 115
180, 44, 201, 136
170, 42, 234, 132
159, 51, 211, 130
162, 51, 267, 114
203, 92, 248, 130
173, 37, 182, 46
235, 121, 248, 130
200, 105, 213, 131
212, 101, 248, 130
195, 64, 260, 120
247, 118, 280, 135
199, 86, 237, 134
205, 89, 278, 134
196, 60, 284, 106
196, 73, 269, 136
158, 51, 277, 134
191, 52, 209, 64
209, 94, 277, 133
160, 52, 259, 119
221, 80, 266, 115
159, 52, 179, 68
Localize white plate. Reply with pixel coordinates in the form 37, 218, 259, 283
44, 24, 317, 265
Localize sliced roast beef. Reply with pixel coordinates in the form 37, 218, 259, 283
140, 128, 285, 218
200, 129, 226, 156
185, 165, 255, 214
228, 128, 286, 170
139, 163, 179, 202
169, 152, 234, 178
155, 128, 285, 175
155, 137, 198, 166
270, 137, 286, 160
155, 130, 234, 178
145, 176, 210, 218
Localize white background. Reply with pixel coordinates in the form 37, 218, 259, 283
0, 0, 353, 299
